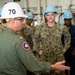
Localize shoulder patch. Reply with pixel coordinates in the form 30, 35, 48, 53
22, 42, 30, 50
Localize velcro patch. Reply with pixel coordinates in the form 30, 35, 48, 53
22, 42, 30, 50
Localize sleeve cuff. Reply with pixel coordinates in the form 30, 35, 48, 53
45, 62, 51, 72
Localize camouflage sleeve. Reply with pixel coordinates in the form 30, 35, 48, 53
63, 26, 71, 50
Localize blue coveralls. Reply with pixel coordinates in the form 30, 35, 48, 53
64, 25, 75, 75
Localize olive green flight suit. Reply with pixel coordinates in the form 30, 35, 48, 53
0, 28, 51, 75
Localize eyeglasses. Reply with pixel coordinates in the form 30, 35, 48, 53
14, 18, 25, 21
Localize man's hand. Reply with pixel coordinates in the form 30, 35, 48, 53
51, 60, 70, 71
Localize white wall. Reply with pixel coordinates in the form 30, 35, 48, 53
0, 0, 25, 8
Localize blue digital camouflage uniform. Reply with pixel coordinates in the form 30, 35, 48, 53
0, 27, 51, 75
33, 22, 71, 75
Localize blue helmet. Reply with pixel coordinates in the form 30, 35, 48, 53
63, 10, 73, 19
26, 12, 34, 19
0, 7, 2, 15
43, 5, 57, 15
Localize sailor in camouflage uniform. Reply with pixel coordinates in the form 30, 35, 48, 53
33, 5, 71, 75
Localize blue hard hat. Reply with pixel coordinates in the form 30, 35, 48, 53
63, 10, 73, 19
59, 20, 64, 25
0, 7, 2, 15
43, 5, 57, 15
26, 12, 34, 19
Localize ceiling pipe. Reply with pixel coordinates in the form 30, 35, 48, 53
37, 0, 41, 24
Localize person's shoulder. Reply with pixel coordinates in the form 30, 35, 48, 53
10, 33, 25, 44
57, 22, 68, 30
23, 24, 28, 28
58, 23, 66, 28
16, 35, 25, 41
24, 24, 32, 29
57, 22, 64, 26
36, 22, 45, 29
